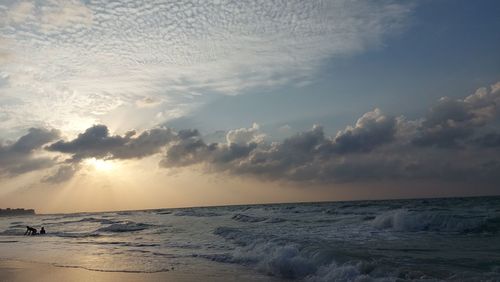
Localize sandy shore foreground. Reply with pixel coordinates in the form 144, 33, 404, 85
0, 259, 273, 282
0, 260, 193, 282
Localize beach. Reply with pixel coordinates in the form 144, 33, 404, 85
0, 259, 277, 282
0, 259, 178, 282
1, 197, 499, 281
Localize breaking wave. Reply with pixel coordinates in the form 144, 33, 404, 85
372, 209, 500, 233
211, 226, 391, 281
77, 217, 117, 224
51, 232, 101, 238
0, 228, 24, 236
231, 214, 267, 223
174, 210, 221, 217
95, 222, 152, 233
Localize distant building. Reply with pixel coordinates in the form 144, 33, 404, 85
0, 208, 35, 216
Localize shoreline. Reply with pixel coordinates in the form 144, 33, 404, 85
0, 259, 188, 282
0, 259, 278, 282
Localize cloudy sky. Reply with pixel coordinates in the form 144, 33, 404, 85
1, 0, 499, 213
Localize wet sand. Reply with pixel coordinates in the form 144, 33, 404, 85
0, 259, 275, 282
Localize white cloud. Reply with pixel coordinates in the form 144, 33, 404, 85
226, 123, 265, 145
5, 1, 34, 24
1, 0, 92, 28
40, 0, 93, 29
0, 0, 414, 134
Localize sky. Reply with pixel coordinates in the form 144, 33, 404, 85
0, 0, 499, 213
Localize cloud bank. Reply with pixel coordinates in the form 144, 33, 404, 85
4, 81, 499, 185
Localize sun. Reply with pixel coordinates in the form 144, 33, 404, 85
85, 158, 114, 171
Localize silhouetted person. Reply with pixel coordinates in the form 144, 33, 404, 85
24, 226, 37, 235
40, 227, 46, 235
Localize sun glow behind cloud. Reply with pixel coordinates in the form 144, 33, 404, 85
85, 158, 115, 172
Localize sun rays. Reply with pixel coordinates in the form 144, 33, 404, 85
85, 158, 115, 172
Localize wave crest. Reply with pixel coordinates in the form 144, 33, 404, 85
232, 214, 267, 223
174, 210, 221, 217
96, 222, 151, 233
372, 209, 500, 233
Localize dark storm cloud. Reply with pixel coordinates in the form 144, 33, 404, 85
472, 132, 500, 148
329, 108, 396, 153
112, 128, 177, 159
46, 125, 127, 160
159, 130, 213, 167
158, 117, 400, 182
46, 125, 176, 161
159, 129, 258, 168
153, 109, 403, 183
413, 84, 500, 148
224, 126, 332, 180
11, 128, 60, 153
0, 128, 60, 176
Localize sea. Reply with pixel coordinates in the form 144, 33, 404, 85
1, 196, 500, 281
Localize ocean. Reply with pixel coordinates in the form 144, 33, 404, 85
1, 196, 499, 281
